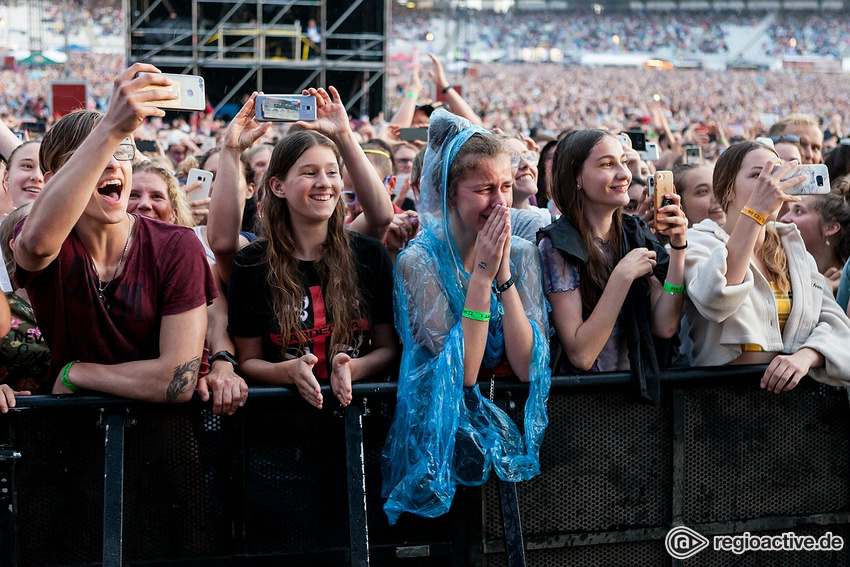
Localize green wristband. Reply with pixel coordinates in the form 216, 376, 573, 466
404, 92, 417, 99
462, 308, 491, 322
61, 360, 80, 392
664, 281, 685, 295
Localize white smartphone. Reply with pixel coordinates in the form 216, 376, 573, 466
255, 94, 317, 122
640, 142, 660, 161
139, 72, 205, 111
774, 163, 830, 196
684, 145, 702, 165
185, 168, 213, 201
616, 133, 631, 148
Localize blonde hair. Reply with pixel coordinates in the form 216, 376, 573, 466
132, 161, 195, 227
713, 141, 790, 293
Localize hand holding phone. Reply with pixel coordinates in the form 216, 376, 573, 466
399, 127, 428, 142
650, 170, 676, 231
255, 94, 317, 122
138, 72, 206, 111
773, 163, 830, 196
185, 168, 213, 202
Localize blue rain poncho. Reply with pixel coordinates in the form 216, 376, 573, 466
381, 110, 551, 525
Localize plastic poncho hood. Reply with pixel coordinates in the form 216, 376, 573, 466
381, 109, 551, 525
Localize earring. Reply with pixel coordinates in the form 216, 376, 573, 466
826, 237, 831, 247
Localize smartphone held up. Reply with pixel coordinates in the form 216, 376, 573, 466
648, 170, 676, 231
138, 72, 206, 112
255, 95, 317, 122
773, 163, 830, 196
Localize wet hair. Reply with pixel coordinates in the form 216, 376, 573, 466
132, 161, 194, 227
447, 132, 509, 200
551, 129, 623, 313
713, 141, 790, 293
39, 110, 102, 174
258, 131, 363, 368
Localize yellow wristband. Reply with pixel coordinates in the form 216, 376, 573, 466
741, 206, 766, 226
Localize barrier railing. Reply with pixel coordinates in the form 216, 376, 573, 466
0, 366, 848, 567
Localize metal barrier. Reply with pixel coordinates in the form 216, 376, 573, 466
0, 366, 848, 566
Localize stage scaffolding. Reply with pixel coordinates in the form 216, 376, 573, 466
124, 0, 388, 118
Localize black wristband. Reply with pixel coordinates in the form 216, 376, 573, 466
209, 350, 239, 371
669, 241, 688, 250
496, 277, 515, 293
441, 85, 453, 94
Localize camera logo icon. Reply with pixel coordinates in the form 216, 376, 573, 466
665, 525, 710, 559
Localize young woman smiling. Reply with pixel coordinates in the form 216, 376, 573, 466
13, 64, 217, 403
685, 141, 850, 392
227, 88, 398, 409
539, 129, 687, 404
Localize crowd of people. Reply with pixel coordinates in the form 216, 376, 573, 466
2, 5, 850, 532
392, 5, 850, 58
4, 0, 123, 38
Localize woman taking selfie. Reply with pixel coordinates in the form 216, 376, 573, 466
13, 64, 217, 402
227, 87, 398, 409
685, 141, 850, 392
539, 130, 687, 404
382, 110, 550, 525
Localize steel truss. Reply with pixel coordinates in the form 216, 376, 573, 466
124, 0, 388, 118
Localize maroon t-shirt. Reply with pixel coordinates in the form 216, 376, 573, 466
16, 215, 218, 380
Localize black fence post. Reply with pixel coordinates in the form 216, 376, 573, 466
344, 401, 370, 567
498, 480, 526, 567
101, 408, 127, 567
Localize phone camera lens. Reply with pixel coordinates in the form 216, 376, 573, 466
816, 175, 824, 185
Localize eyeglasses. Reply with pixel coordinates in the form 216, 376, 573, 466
341, 190, 358, 205
510, 150, 539, 169
770, 134, 801, 144
114, 138, 135, 161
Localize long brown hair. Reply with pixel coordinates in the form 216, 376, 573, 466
258, 131, 364, 364
713, 141, 790, 293
551, 129, 624, 313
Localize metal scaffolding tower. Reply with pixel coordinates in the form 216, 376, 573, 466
124, 0, 389, 118
27, 0, 45, 53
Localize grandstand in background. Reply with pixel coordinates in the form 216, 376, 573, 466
392, 0, 850, 72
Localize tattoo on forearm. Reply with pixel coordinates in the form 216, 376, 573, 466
478, 262, 487, 270
165, 357, 201, 403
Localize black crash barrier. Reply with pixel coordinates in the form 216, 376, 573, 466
0, 366, 848, 567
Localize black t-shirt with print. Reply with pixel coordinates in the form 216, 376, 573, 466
227, 232, 393, 379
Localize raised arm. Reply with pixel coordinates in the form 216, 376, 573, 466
297, 87, 393, 240
53, 304, 207, 403
388, 62, 423, 128
15, 64, 173, 272
207, 93, 270, 282
0, 118, 22, 162
427, 53, 482, 126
